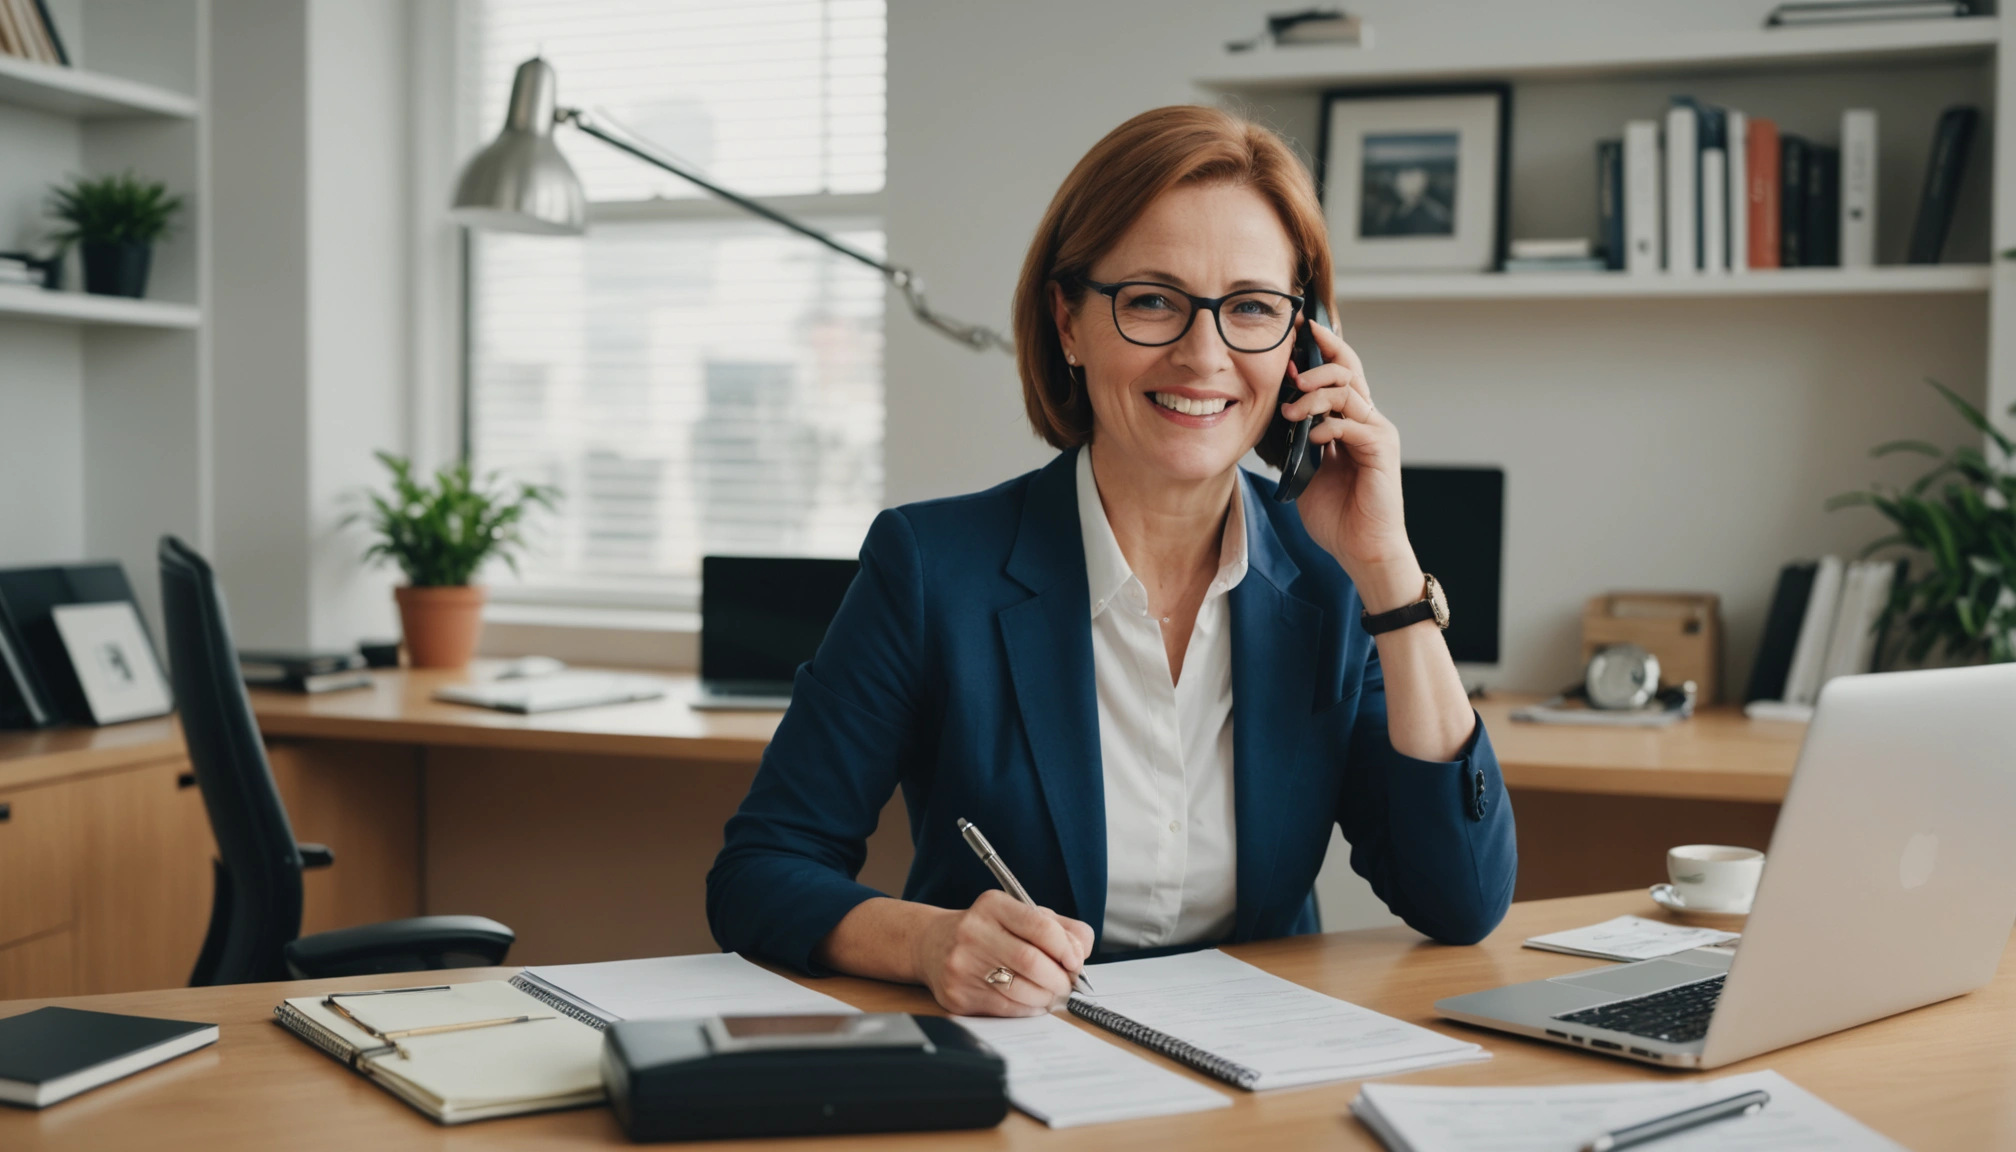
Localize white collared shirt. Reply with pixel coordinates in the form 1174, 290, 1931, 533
1076, 448, 1246, 951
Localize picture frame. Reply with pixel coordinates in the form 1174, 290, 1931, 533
1318, 84, 1511, 274
50, 601, 174, 725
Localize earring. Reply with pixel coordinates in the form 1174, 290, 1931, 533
1064, 351, 1076, 365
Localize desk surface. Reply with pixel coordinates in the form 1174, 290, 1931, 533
2, 889, 2008, 1151
0, 668, 1809, 801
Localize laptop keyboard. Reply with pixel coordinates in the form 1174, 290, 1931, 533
1552, 974, 1725, 1044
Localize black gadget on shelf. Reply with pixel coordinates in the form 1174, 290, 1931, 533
601, 1013, 1008, 1142
695, 555, 860, 710
0, 562, 155, 729
1268, 303, 1327, 504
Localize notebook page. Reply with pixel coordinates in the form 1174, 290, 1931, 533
516, 953, 857, 1023
1524, 916, 1738, 962
1353, 1069, 1904, 1152
953, 1013, 1230, 1128
1075, 950, 1487, 1090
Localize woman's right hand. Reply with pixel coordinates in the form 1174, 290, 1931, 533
912, 890, 1095, 1016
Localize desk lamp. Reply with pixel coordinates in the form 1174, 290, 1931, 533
451, 57, 1007, 353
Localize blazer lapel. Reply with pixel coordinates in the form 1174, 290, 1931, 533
1229, 480, 1323, 940
998, 450, 1107, 932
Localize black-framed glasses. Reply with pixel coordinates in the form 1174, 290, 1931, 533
1080, 278, 1304, 354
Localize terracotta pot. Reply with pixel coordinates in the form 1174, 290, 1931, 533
394, 585, 487, 669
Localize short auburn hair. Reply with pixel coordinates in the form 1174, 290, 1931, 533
1012, 105, 1334, 469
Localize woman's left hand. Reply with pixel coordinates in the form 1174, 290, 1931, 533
1279, 319, 1422, 610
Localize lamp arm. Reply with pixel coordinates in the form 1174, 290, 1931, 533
561, 108, 1010, 354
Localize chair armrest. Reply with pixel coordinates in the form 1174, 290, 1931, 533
297, 843, 335, 870
282, 915, 515, 979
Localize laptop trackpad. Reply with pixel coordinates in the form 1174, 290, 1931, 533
1549, 959, 1709, 998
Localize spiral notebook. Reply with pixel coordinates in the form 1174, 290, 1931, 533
1067, 950, 1488, 1090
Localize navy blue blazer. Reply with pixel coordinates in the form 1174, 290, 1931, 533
707, 449, 1516, 973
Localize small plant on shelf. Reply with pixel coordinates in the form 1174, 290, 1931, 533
1829, 380, 2016, 667
353, 451, 558, 668
46, 170, 184, 298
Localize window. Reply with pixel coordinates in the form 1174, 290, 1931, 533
460, 0, 886, 611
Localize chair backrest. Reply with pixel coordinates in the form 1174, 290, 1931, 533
159, 535, 305, 985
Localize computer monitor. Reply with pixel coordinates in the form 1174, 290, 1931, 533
699, 556, 861, 691
1399, 466, 1503, 665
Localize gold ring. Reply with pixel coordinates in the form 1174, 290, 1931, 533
983, 966, 1015, 989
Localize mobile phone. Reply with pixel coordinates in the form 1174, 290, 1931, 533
1269, 304, 1326, 503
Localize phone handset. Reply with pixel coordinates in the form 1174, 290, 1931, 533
1269, 304, 1326, 504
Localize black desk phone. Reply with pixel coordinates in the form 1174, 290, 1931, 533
1270, 303, 1327, 503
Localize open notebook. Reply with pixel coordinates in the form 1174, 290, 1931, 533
1068, 949, 1488, 1090
275, 982, 605, 1124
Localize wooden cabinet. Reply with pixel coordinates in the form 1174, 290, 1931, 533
0, 780, 74, 950
71, 759, 216, 994
0, 929, 74, 999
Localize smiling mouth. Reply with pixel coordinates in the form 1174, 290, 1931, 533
1150, 392, 1233, 417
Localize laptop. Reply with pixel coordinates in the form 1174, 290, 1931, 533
1438, 663, 2016, 1069
693, 555, 860, 711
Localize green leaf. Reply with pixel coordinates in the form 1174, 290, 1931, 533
1926, 378, 2014, 458
351, 454, 560, 587
1869, 439, 1944, 459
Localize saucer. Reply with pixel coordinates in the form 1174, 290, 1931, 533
1650, 883, 1750, 925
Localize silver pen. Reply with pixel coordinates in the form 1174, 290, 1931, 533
957, 817, 1094, 994
1583, 1089, 1769, 1152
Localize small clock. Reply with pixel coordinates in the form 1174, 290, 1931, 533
1584, 643, 1662, 710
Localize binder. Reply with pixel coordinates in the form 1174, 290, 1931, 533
1840, 109, 1878, 268
1665, 101, 1698, 274
1727, 110, 1748, 273
1624, 120, 1663, 274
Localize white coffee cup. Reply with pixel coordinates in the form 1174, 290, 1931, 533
1667, 844, 1765, 913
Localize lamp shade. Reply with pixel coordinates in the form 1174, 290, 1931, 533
450, 57, 586, 235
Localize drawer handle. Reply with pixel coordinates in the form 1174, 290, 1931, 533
0, 802, 10, 822
177, 772, 198, 790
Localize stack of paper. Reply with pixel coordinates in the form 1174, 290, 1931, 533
510, 952, 857, 1028
952, 1014, 1229, 1128
1524, 916, 1739, 962
1353, 1069, 1903, 1151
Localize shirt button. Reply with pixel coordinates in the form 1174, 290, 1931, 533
1168, 820, 1181, 833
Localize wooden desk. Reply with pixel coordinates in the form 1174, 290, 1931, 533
3, 889, 2010, 1151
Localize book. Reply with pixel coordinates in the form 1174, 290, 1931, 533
1665, 101, 1698, 274
1745, 561, 1817, 703
1767, 0, 1972, 24
1804, 144, 1841, 267
239, 648, 365, 683
1699, 104, 1728, 274
1510, 238, 1594, 260
274, 981, 605, 1124
1065, 949, 1488, 1091
1820, 558, 1904, 686
1596, 140, 1625, 271
1502, 256, 1606, 273
508, 951, 859, 1030
0, 1006, 217, 1108
256, 669, 373, 694
1841, 109, 1878, 268
1728, 110, 1748, 272
1624, 120, 1663, 274
1783, 555, 1844, 707
1746, 117, 1782, 268
1781, 134, 1810, 266
1907, 106, 1978, 264
1353, 1070, 1907, 1152
1524, 915, 1738, 962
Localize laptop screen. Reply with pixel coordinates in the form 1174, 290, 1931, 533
700, 556, 862, 686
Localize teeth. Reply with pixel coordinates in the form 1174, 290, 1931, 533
1151, 393, 1230, 417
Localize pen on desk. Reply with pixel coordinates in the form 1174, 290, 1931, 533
957, 817, 1094, 995
1583, 1089, 1769, 1152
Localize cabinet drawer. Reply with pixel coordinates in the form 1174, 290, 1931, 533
0, 783, 73, 949
0, 928, 74, 1000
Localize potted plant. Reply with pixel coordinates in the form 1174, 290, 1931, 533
354, 452, 558, 669
1830, 380, 2016, 666
47, 170, 184, 298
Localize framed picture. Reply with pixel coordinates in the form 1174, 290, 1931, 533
1319, 84, 1510, 273
51, 601, 173, 725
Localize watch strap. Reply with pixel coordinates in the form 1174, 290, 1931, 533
1361, 597, 1438, 636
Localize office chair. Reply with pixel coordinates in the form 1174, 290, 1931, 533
159, 535, 515, 984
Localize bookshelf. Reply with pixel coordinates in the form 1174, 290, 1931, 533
0, 0, 208, 632
1336, 264, 1991, 303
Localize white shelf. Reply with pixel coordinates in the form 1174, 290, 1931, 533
0, 54, 198, 119
1334, 264, 1991, 302
0, 286, 200, 328
1198, 17, 1997, 89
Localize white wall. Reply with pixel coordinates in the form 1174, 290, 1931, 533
885, 0, 1993, 926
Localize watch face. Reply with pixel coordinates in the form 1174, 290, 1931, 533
1426, 574, 1450, 629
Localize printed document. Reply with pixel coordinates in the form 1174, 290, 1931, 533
953, 1013, 1229, 1128
1523, 915, 1739, 962
1352, 1069, 1903, 1152
513, 952, 856, 1026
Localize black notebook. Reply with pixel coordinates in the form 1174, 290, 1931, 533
0, 1007, 218, 1108
1746, 562, 1818, 703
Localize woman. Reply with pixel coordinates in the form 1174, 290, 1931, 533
707, 105, 1515, 1016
